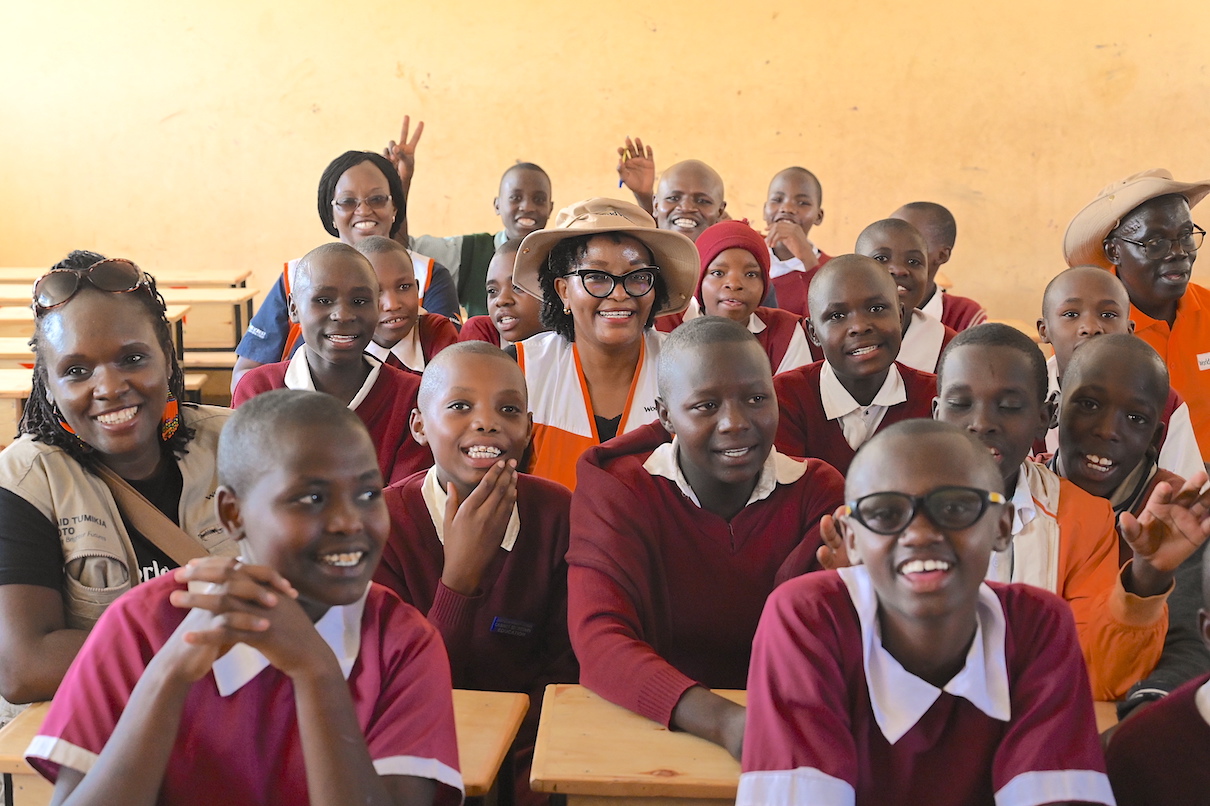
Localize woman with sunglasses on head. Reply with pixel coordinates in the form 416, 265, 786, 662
0, 252, 239, 719
511, 198, 698, 490
231, 150, 460, 391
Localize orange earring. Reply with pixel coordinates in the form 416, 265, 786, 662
160, 393, 180, 441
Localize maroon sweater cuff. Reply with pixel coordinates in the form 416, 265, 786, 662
637, 665, 699, 728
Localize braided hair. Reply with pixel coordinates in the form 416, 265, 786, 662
20, 250, 195, 468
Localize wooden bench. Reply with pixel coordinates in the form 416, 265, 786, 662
0, 306, 191, 359
0, 690, 527, 805
0, 267, 251, 289
180, 351, 238, 371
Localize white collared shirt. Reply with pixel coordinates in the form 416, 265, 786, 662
921, 286, 944, 321
642, 437, 806, 510
419, 466, 519, 552
768, 244, 822, 279
838, 564, 1011, 744
364, 326, 425, 373
283, 349, 381, 411
896, 309, 947, 373
819, 362, 907, 450
987, 464, 1038, 583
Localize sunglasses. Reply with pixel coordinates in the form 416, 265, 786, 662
34, 258, 153, 313
844, 486, 1007, 535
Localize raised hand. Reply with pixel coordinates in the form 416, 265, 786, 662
1120, 471, 1210, 596
440, 460, 519, 596
383, 114, 425, 189
816, 508, 855, 570
766, 219, 815, 265
616, 136, 655, 197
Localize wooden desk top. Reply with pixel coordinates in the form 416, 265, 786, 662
0, 691, 527, 796
0, 267, 252, 288
158, 287, 258, 306
0, 305, 189, 324
531, 685, 744, 800
0, 368, 34, 398
0, 337, 35, 361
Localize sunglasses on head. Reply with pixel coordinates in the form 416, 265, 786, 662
34, 258, 154, 313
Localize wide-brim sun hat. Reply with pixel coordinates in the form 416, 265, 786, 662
1063, 169, 1210, 270
513, 197, 699, 317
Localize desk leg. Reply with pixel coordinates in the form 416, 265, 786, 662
232, 304, 245, 351
174, 319, 185, 360
4, 772, 13, 806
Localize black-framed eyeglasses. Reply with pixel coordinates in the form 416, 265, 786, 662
332, 194, 393, 213
564, 267, 659, 299
843, 486, 1007, 535
1113, 225, 1205, 260
33, 258, 153, 313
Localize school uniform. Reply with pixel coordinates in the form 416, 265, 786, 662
1041, 354, 1204, 481
768, 248, 831, 317
457, 315, 502, 347
231, 351, 432, 485
1106, 671, 1210, 805
376, 469, 577, 806
364, 313, 459, 374
516, 330, 663, 491
773, 361, 937, 475
1129, 281, 1210, 461
897, 308, 958, 373
989, 461, 1168, 700
738, 566, 1113, 806
567, 422, 844, 727
25, 573, 464, 804
920, 286, 988, 332
656, 299, 816, 375
410, 231, 504, 318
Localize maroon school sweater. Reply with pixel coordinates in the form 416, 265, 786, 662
773, 361, 938, 475
457, 315, 502, 347
655, 306, 808, 374
567, 421, 844, 727
770, 251, 832, 318
380, 313, 460, 374
231, 360, 432, 485
940, 291, 988, 332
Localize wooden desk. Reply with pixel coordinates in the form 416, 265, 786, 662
0, 267, 251, 289
0, 690, 526, 806
531, 685, 743, 804
0, 306, 191, 359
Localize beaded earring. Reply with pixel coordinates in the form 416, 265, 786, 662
160, 392, 180, 441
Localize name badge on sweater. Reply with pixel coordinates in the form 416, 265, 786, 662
1199, 352, 1210, 371
490, 617, 534, 638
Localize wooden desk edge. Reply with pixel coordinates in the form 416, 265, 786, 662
0, 702, 51, 774
458, 690, 529, 797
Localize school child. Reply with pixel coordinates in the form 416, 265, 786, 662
232, 244, 431, 485
764, 167, 831, 317
891, 201, 987, 331
458, 239, 546, 347
773, 255, 936, 475
616, 145, 727, 243
1036, 265, 1204, 480
656, 220, 815, 374
1051, 334, 1210, 713
739, 419, 1113, 806
1106, 545, 1210, 806
934, 323, 1210, 700
567, 317, 845, 758
1065, 168, 1210, 460
25, 390, 462, 805
354, 236, 458, 373
855, 218, 957, 372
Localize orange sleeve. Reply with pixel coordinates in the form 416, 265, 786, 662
1056, 486, 1168, 700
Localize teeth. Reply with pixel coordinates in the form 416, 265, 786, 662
599, 310, 633, 318
900, 559, 952, 575
97, 406, 138, 425
380, 317, 405, 326
850, 345, 877, 356
517, 217, 536, 227
896, 285, 909, 292
466, 446, 502, 459
1085, 454, 1114, 473
353, 221, 377, 229
327, 335, 357, 343
319, 551, 364, 568
497, 315, 517, 325
672, 217, 697, 228
721, 447, 749, 457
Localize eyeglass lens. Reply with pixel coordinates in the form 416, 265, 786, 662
853, 488, 990, 534
332, 195, 392, 212
578, 270, 656, 299
34, 260, 143, 309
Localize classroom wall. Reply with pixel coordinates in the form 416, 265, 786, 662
3, 0, 1207, 322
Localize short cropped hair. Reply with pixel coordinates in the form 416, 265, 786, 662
848, 419, 1001, 497
657, 316, 762, 399
897, 201, 957, 248
353, 234, 409, 258
937, 323, 1049, 405
417, 341, 526, 412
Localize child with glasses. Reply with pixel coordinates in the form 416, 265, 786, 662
739, 419, 1114, 806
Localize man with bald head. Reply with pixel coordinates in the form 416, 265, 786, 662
615, 146, 727, 243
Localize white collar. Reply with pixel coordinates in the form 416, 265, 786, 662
838, 565, 1011, 744
201, 574, 369, 697
1009, 463, 1038, 536
420, 466, 519, 552
680, 297, 766, 334
284, 349, 382, 411
642, 436, 806, 509
767, 244, 821, 279
896, 309, 946, 373
921, 286, 944, 320
1196, 678, 1210, 728
365, 326, 425, 372
1046, 354, 1060, 398
819, 361, 906, 421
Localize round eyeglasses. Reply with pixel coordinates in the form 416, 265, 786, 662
332, 194, 393, 213
34, 258, 152, 313
1113, 225, 1205, 260
844, 486, 1007, 535
564, 267, 658, 299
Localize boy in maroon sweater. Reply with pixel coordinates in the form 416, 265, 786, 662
567, 317, 845, 758
891, 202, 987, 331
373, 341, 575, 806
232, 244, 432, 484
775, 255, 937, 475
458, 239, 546, 348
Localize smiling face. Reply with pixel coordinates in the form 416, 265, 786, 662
1037, 267, 1133, 375
554, 234, 656, 351
39, 290, 172, 480
290, 250, 379, 368
218, 421, 388, 620
763, 169, 823, 235
495, 168, 553, 241
1106, 194, 1197, 319
700, 247, 765, 323
933, 344, 1051, 492
1057, 339, 1166, 499
363, 248, 419, 349
331, 160, 398, 245
840, 427, 1012, 636
411, 350, 532, 501
486, 249, 543, 343
654, 161, 725, 242
856, 221, 930, 311
656, 338, 777, 513
890, 205, 951, 286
